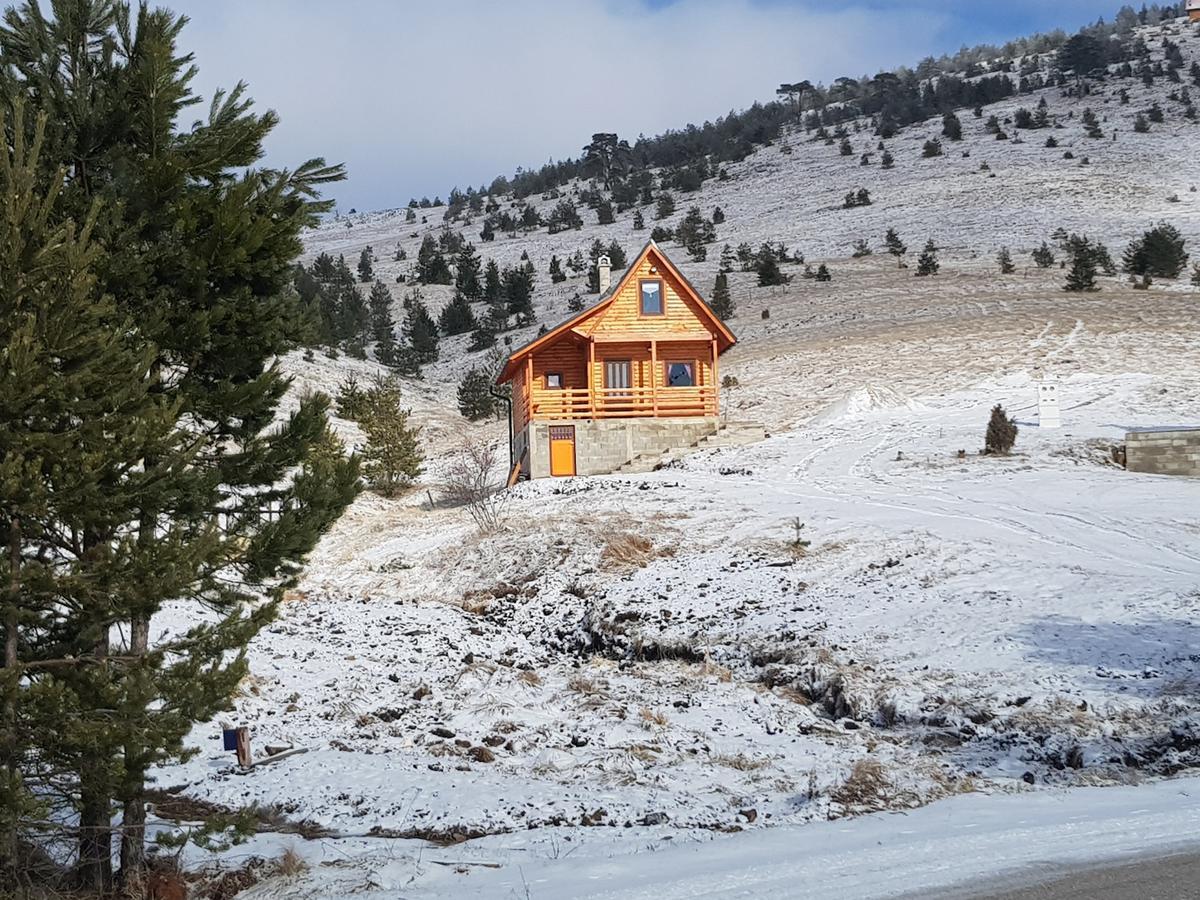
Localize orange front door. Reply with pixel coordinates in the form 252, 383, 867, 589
549, 426, 576, 477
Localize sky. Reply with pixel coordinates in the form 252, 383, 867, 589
170, 0, 1113, 213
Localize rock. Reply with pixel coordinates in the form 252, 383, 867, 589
641, 812, 670, 826
468, 746, 495, 763
454, 738, 471, 748
430, 726, 454, 739
1022, 771, 1036, 785
412, 685, 431, 701
483, 734, 506, 747
739, 808, 758, 823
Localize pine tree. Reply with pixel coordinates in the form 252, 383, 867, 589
0, 9, 359, 883
455, 242, 483, 299
468, 322, 497, 351
709, 271, 734, 319
457, 368, 497, 421
942, 111, 963, 141
885, 228, 907, 266
359, 380, 424, 496
1122, 223, 1189, 278
719, 243, 736, 273
922, 138, 943, 157
404, 292, 441, 363
549, 254, 566, 283
358, 246, 374, 281
607, 240, 628, 270
632, 209, 645, 230
368, 282, 398, 365
417, 235, 453, 284
504, 265, 535, 324
916, 239, 940, 276
1064, 253, 1098, 291
1191, 262, 1200, 287
815, 263, 832, 282
439, 291, 478, 336
881, 149, 895, 169
756, 248, 789, 286
596, 199, 615, 224
655, 193, 676, 220
984, 405, 1018, 454
852, 238, 872, 257
997, 247, 1015, 274
1032, 242, 1056, 268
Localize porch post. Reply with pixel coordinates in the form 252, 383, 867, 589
588, 339, 596, 418
650, 339, 658, 416
711, 337, 719, 418
526, 355, 534, 421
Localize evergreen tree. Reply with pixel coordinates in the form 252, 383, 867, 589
417, 235, 453, 283
468, 320, 497, 351
881, 149, 895, 169
655, 192, 676, 220
885, 228, 907, 266
997, 247, 1016, 274
815, 263, 832, 282
633, 209, 645, 230
549, 254, 566, 283
922, 138, 944, 157
606, 240, 628, 269
439, 291, 479, 336
852, 238, 872, 257
719, 243, 736, 273
483, 258, 503, 306
457, 368, 497, 421
709, 271, 734, 319
712, 206, 725, 224
839, 136, 853, 155
1191, 263, 1200, 287
504, 265, 536, 324
567, 292, 586, 312
0, 9, 359, 885
455, 242, 483, 299
359, 380, 424, 497
756, 248, 789, 286
942, 111, 963, 140
368, 282, 398, 365
596, 199, 615, 224
916, 239, 940, 275
1032, 242, 1056, 268
404, 292, 441, 363
984, 404, 1018, 454
1122, 222, 1189, 278
358, 246, 374, 281
1064, 253, 1098, 291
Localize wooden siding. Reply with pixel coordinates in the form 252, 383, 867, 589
580, 253, 713, 341
528, 337, 590, 420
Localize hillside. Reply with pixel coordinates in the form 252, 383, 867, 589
161, 17, 1200, 899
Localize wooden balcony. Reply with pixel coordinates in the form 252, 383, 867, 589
528, 386, 718, 421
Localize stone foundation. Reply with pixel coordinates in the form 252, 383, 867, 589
1125, 428, 1200, 477
522, 418, 720, 478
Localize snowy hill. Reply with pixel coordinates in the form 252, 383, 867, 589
160, 17, 1200, 898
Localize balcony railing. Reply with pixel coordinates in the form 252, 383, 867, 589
529, 386, 717, 420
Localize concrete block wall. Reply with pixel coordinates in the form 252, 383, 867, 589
524, 417, 720, 478
1125, 428, 1200, 477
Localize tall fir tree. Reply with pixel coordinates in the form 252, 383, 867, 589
709, 271, 735, 319
916, 239, 940, 276
1064, 253, 1098, 291
403, 291, 440, 363
358, 246, 374, 281
368, 282, 398, 365
438, 291, 478, 336
997, 247, 1015, 274
0, 7, 360, 884
455, 242, 483, 299
884, 228, 907, 265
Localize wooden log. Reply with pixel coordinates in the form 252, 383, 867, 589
235, 726, 251, 768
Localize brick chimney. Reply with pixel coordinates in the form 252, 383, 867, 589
597, 255, 611, 293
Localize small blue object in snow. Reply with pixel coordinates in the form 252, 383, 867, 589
222, 729, 238, 751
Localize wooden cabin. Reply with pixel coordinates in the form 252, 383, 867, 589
1190, 0, 1200, 21
497, 241, 736, 479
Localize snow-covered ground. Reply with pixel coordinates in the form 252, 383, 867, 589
213, 775, 1200, 898
152, 18, 1200, 897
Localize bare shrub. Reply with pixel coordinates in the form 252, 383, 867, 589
274, 846, 308, 878
442, 436, 509, 533
639, 707, 669, 728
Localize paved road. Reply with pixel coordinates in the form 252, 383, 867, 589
931, 851, 1200, 900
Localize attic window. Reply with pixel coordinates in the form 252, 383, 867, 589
639, 279, 664, 316
545, 373, 563, 389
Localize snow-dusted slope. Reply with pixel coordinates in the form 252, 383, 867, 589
156, 17, 1200, 897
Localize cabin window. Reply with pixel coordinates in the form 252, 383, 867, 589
545, 372, 563, 389
639, 279, 664, 316
665, 361, 695, 387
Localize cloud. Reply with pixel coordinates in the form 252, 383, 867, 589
168, 0, 1081, 212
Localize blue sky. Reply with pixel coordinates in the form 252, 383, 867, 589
171, 0, 1117, 213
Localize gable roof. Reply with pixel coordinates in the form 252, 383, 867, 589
496, 240, 737, 384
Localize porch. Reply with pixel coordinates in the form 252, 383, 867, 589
517, 334, 720, 424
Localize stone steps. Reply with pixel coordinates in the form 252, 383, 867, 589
613, 421, 766, 474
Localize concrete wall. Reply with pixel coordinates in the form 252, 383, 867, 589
523, 417, 719, 478
1125, 428, 1200, 477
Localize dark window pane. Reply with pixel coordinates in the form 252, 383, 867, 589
640, 281, 663, 315
667, 362, 694, 387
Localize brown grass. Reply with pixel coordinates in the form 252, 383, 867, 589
639, 707, 669, 728
517, 669, 543, 687
600, 532, 673, 570
831, 757, 892, 811
710, 752, 771, 771
567, 675, 609, 697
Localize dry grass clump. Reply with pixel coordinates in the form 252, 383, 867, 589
273, 846, 308, 878
709, 752, 771, 772
639, 707, 669, 728
831, 757, 893, 812
567, 674, 609, 697
600, 532, 673, 570
696, 654, 733, 683
517, 669, 543, 687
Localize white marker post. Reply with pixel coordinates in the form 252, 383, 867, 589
1038, 379, 1061, 429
